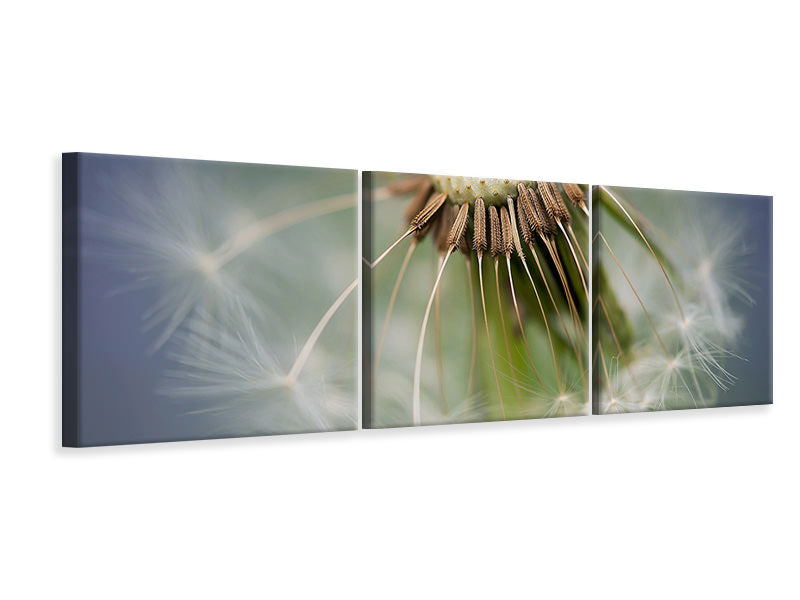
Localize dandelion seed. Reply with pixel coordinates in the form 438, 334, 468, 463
160, 302, 356, 434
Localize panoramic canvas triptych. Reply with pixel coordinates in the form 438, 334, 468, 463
63, 154, 772, 446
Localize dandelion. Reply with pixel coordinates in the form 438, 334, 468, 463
592, 185, 764, 414
85, 160, 360, 352
81, 156, 362, 438
366, 173, 590, 428
160, 303, 356, 436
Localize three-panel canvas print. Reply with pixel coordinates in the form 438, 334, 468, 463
63, 153, 772, 446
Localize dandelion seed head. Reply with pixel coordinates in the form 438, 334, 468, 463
430, 175, 534, 207
372, 173, 589, 425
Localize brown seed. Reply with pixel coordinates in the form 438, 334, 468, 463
525, 186, 545, 235
537, 181, 558, 224
507, 198, 526, 259
489, 205, 502, 257
517, 184, 538, 241
548, 182, 571, 225
500, 205, 514, 256
418, 209, 443, 242
404, 179, 434, 222
413, 221, 432, 241
457, 206, 471, 255
413, 210, 437, 241
435, 199, 455, 252
516, 192, 533, 244
410, 192, 447, 232
448, 203, 470, 249
531, 186, 555, 237
473, 197, 488, 255
538, 181, 570, 226
562, 183, 586, 208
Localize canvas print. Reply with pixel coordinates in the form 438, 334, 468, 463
63, 153, 358, 446
363, 172, 590, 428
592, 185, 772, 413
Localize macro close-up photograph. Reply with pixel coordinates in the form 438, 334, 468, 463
364, 172, 590, 428
4, 2, 794, 599
64, 153, 358, 445
592, 185, 772, 413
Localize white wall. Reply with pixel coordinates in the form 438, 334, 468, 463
3, 1, 796, 598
